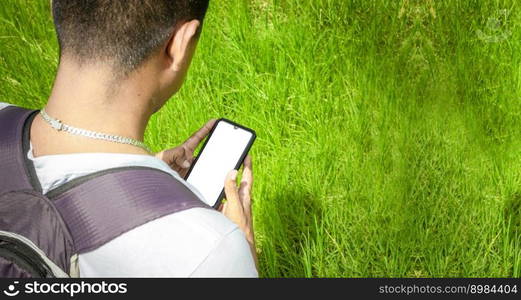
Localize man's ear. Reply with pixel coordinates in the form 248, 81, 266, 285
166, 20, 201, 72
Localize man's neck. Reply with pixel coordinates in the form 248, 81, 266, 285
32, 59, 158, 156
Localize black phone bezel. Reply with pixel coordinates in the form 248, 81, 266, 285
184, 118, 256, 209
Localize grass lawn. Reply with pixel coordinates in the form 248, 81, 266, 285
1, 0, 520, 277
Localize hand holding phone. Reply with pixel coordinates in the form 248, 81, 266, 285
184, 118, 256, 208
154, 119, 217, 178
156, 118, 258, 267
221, 155, 257, 268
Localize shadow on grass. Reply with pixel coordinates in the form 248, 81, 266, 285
258, 185, 325, 277
504, 192, 521, 240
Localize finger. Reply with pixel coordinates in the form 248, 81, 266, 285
239, 156, 253, 218
240, 155, 253, 196
244, 155, 252, 171
173, 147, 191, 169
183, 119, 217, 153
157, 147, 182, 167
223, 169, 245, 224
217, 202, 225, 212
155, 148, 175, 165
224, 170, 240, 205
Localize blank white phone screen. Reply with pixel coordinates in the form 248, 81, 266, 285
186, 121, 253, 207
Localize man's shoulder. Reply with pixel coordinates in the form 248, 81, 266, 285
109, 206, 240, 250
87, 206, 240, 254
161, 206, 239, 239
77, 207, 246, 277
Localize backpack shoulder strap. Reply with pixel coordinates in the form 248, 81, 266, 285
45, 166, 210, 255
0, 105, 209, 256
0, 106, 42, 193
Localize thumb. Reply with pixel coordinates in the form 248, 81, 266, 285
223, 170, 245, 224
224, 170, 239, 204
173, 147, 191, 169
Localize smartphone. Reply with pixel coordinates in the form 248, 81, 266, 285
184, 118, 256, 208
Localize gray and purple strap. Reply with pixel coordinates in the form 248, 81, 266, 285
46, 167, 210, 254
0, 105, 209, 255
0, 106, 41, 193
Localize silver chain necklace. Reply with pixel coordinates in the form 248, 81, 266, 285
39, 108, 152, 153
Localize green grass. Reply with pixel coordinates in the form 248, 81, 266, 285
1, 0, 520, 277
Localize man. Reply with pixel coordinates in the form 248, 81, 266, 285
0, 0, 257, 277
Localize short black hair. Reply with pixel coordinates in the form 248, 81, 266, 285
52, 0, 209, 75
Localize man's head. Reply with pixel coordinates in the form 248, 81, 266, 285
51, 0, 209, 110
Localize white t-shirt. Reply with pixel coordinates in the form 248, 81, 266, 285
0, 102, 258, 277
